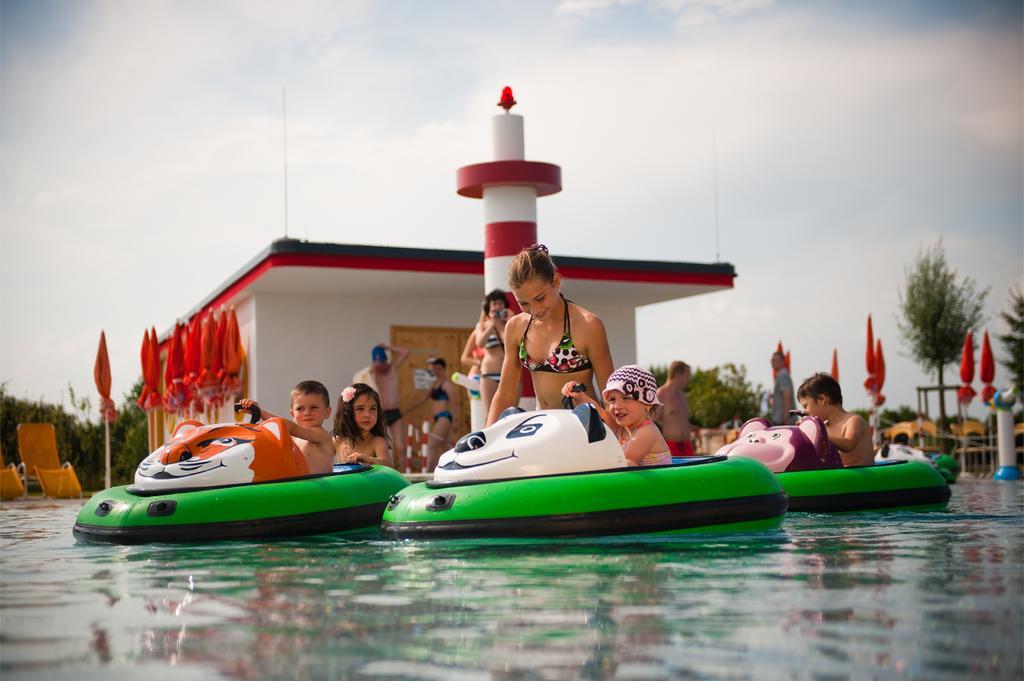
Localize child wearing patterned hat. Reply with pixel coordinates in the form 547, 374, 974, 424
562, 365, 671, 467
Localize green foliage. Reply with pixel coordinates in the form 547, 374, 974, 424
686, 364, 762, 428
1, 380, 150, 490
648, 364, 668, 387
997, 286, 1024, 391
879, 404, 919, 426
897, 240, 988, 421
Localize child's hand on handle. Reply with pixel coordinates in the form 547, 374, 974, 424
235, 399, 262, 423
560, 381, 587, 409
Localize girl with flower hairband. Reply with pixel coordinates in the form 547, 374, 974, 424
333, 383, 392, 467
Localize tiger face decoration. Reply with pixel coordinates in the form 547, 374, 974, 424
134, 418, 310, 491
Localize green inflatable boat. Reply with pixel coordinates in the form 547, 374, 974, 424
380, 406, 787, 539
74, 464, 409, 544
713, 417, 951, 513
779, 460, 951, 512
381, 456, 787, 539
74, 409, 409, 544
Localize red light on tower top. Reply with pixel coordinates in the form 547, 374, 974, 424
498, 86, 516, 112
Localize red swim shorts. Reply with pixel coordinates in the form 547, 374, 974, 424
668, 440, 695, 457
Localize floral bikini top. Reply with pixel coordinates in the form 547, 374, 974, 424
518, 294, 593, 374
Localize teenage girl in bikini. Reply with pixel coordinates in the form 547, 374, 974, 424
424, 357, 458, 472
562, 365, 672, 466
485, 244, 614, 427
473, 289, 511, 418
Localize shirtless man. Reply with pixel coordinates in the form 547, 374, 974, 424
796, 372, 873, 467
369, 343, 409, 467
656, 361, 695, 457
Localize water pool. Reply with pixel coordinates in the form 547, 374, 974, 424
2, 478, 1021, 680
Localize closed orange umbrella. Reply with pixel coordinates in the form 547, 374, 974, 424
221, 307, 244, 400
137, 328, 162, 412
830, 349, 839, 382
210, 309, 227, 407
183, 315, 202, 414
94, 331, 117, 423
93, 329, 116, 485
198, 313, 220, 410
162, 322, 187, 414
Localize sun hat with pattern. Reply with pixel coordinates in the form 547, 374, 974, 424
602, 365, 662, 406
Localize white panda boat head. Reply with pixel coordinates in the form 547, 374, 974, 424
435, 405, 627, 481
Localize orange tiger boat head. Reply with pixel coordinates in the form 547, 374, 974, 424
134, 418, 310, 491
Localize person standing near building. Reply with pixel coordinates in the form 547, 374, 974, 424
655, 360, 695, 456
770, 351, 797, 425
370, 343, 409, 465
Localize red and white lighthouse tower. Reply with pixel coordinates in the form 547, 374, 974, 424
457, 87, 562, 296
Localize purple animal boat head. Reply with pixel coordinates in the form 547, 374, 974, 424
714, 416, 843, 472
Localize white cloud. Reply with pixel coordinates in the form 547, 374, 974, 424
1, 1, 1020, 417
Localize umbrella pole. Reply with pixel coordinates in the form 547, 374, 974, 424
104, 419, 111, 490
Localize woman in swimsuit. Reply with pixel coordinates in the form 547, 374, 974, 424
425, 356, 458, 471
485, 244, 614, 426
473, 289, 512, 418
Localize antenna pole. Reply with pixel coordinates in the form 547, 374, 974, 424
713, 126, 720, 263
282, 86, 289, 239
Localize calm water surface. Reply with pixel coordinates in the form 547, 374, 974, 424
2, 478, 1021, 680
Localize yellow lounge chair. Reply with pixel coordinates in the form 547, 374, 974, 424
0, 446, 26, 500
950, 420, 986, 438
16, 423, 83, 499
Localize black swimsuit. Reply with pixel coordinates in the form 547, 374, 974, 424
519, 295, 593, 374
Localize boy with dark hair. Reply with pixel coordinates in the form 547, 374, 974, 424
797, 373, 873, 467
238, 380, 335, 474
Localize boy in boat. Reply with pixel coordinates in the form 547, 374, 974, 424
796, 373, 873, 467
238, 380, 335, 474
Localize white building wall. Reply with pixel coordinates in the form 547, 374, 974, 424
246, 291, 638, 419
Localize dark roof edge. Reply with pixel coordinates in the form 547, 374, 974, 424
269, 238, 736, 276
175, 238, 736, 335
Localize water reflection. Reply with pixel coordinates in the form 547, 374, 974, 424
1, 480, 1021, 681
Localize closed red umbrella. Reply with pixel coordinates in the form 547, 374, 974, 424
183, 315, 202, 413
980, 330, 996, 404
162, 322, 187, 415
211, 309, 227, 407
830, 349, 839, 382
864, 315, 876, 396
957, 330, 976, 404
785, 350, 791, 373
874, 339, 886, 407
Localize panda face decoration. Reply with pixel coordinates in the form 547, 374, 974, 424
436, 408, 627, 481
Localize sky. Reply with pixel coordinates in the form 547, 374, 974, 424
2, 0, 1022, 421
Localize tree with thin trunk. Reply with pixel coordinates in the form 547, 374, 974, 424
996, 285, 1023, 392
896, 241, 987, 424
